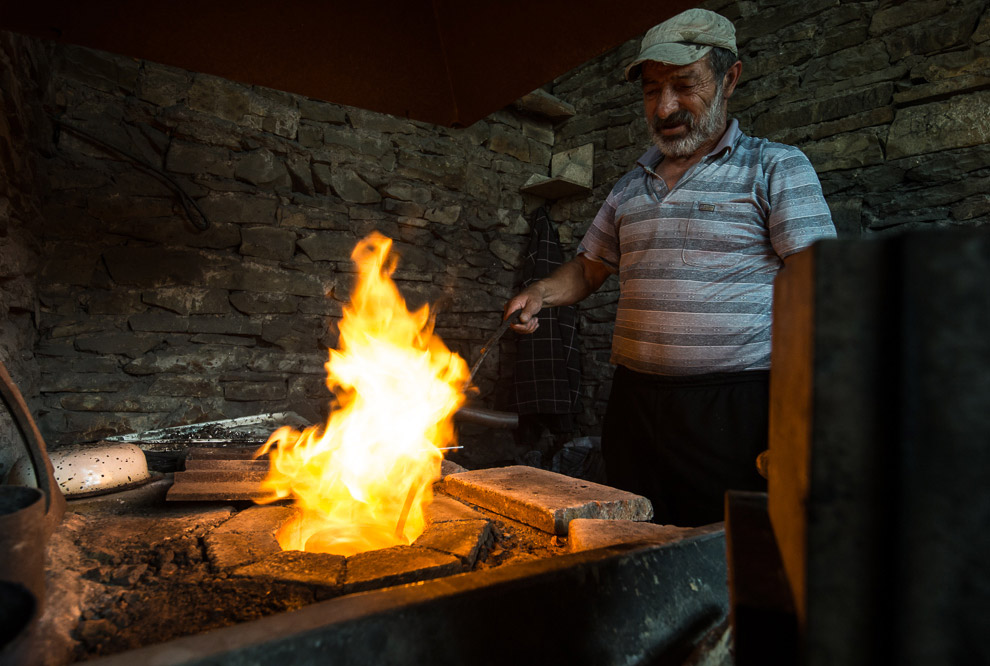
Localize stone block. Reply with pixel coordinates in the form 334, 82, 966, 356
123, 345, 254, 376
383, 198, 426, 218
488, 125, 530, 162
330, 169, 381, 204
186, 74, 253, 125
197, 192, 278, 225
261, 317, 329, 352
348, 108, 415, 134
343, 546, 462, 594
141, 287, 231, 316
166, 141, 233, 178
240, 226, 297, 261
189, 333, 256, 347
413, 519, 491, 566
297, 233, 358, 262
223, 380, 288, 402
137, 63, 191, 107
443, 466, 653, 535
869, 0, 948, 35
568, 519, 720, 553
310, 163, 332, 193
298, 99, 347, 124
229, 291, 300, 315
882, 9, 984, 63
233, 550, 345, 592
213, 505, 297, 535
320, 128, 392, 159
187, 315, 263, 336
424, 495, 484, 524
285, 153, 315, 195
886, 90, 990, 160
804, 131, 885, 173
128, 311, 190, 333
147, 375, 221, 398
218, 261, 327, 298
205, 531, 282, 570
59, 393, 182, 413
74, 332, 163, 358
233, 148, 287, 187
424, 205, 461, 225
439, 459, 468, 479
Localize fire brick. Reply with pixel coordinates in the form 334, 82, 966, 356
232, 550, 346, 594
424, 495, 485, 524
205, 531, 282, 571
343, 546, 462, 594
567, 519, 722, 553
413, 519, 492, 567
442, 466, 653, 535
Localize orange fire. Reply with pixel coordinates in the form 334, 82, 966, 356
254, 232, 469, 556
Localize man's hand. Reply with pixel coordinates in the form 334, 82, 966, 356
501, 255, 613, 335
504, 283, 546, 334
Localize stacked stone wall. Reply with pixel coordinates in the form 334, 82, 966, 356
0, 33, 53, 477
29, 40, 558, 467
546, 0, 990, 423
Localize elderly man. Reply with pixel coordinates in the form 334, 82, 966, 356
504, 8, 836, 526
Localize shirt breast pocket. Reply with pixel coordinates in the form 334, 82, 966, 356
681, 201, 762, 269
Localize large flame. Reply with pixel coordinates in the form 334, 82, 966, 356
254, 232, 469, 556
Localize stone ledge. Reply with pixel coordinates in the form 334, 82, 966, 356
511, 89, 576, 123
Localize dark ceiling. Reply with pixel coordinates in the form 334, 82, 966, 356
1, 0, 698, 127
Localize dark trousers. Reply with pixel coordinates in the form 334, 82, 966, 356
602, 365, 769, 527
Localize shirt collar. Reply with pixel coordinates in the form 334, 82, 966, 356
636, 118, 741, 170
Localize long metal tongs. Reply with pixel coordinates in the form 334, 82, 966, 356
468, 309, 522, 382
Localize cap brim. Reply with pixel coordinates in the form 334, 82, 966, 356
624, 43, 713, 81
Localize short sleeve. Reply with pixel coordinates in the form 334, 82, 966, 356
577, 189, 622, 272
766, 147, 836, 258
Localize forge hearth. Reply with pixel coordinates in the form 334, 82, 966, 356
21, 462, 724, 665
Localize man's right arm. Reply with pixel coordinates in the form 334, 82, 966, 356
504, 254, 613, 334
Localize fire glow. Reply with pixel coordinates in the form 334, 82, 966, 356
255, 233, 469, 556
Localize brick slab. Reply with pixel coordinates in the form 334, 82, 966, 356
568, 519, 723, 553
414, 519, 492, 566
232, 550, 345, 593
443, 465, 653, 535
343, 546, 462, 594
424, 495, 485, 524
212, 505, 296, 535
205, 531, 282, 570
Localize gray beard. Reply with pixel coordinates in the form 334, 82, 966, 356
649, 85, 726, 159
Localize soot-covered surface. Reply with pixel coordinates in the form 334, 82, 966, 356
32, 478, 566, 664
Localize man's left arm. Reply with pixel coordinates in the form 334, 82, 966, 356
765, 147, 837, 260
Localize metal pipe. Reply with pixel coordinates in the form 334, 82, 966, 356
454, 404, 518, 429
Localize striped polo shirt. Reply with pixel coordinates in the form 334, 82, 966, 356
578, 119, 835, 376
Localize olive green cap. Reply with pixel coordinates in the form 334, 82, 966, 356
625, 8, 737, 81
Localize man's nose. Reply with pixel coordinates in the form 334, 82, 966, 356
654, 89, 680, 118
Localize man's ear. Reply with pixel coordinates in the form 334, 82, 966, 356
723, 60, 743, 98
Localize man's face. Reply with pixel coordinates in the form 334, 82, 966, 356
641, 58, 727, 159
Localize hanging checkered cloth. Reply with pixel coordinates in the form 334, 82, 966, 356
513, 208, 581, 415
